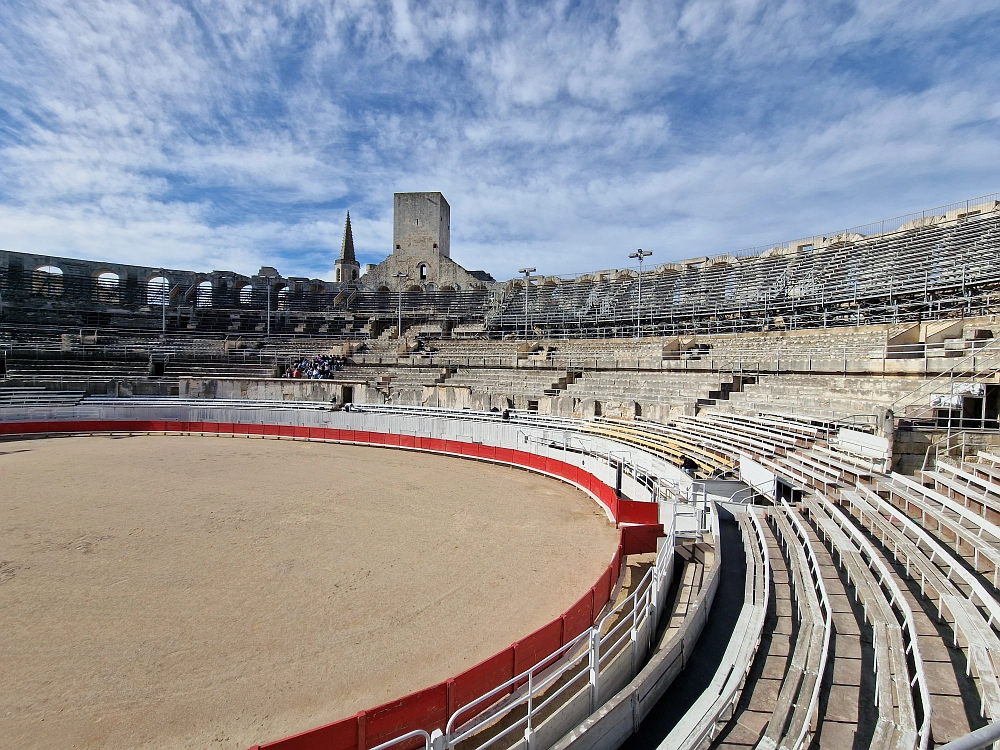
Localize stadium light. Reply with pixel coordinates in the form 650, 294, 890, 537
258, 267, 280, 339
628, 249, 652, 340
519, 267, 536, 341
394, 271, 408, 338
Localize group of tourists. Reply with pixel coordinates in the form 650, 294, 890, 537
281, 354, 343, 379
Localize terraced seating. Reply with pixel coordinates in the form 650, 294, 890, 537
696, 326, 894, 365
799, 494, 930, 747
0, 386, 86, 407
565, 372, 724, 406
921, 461, 1000, 525
447, 367, 572, 397
585, 419, 734, 476
719, 375, 926, 423
662, 507, 769, 748
876, 473, 1000, 590
490, 204, 1000, 338
754, 501, 830, 750
838, 486, 1000, 724
711, 513, 794, 748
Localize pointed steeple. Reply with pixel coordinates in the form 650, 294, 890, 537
340, 211, 356, 263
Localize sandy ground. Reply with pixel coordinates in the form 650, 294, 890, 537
0, 434, 619, 750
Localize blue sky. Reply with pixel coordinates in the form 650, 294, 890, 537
0, 1, 998, 282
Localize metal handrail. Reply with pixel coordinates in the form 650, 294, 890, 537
938, 722, 1000, 750
891, 336, 1000, 414
369, 730, 432, 750
444, 513, 677, 750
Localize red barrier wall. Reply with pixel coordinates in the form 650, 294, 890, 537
0, 419, 663, 750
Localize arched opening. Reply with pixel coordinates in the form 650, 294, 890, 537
336, 268, 342, 282
32, 265, 63, 297
418, 264, 428, 281
196, 280, 213, 307
376, 286, 391, 293
147, 276, 169, 306
96, 272, 120, 304
276, 286, 290, 310
239, 284, 254, 305
352, 269, 358, 280
406, 285, 422, 293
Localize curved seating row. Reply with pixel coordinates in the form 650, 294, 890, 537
4, 400, 1000, 750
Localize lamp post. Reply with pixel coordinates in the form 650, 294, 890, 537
258, 267, 280, 339
394, 271, 408, 338
628, 249, 652, 340
519, 267, 536, 341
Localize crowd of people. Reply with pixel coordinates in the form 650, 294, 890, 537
281, 354, 344, 379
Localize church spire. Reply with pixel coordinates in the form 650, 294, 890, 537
340, 211, 356, 263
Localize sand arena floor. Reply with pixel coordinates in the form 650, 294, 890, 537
0, 434, 619, 750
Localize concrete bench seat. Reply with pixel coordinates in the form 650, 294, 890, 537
671, 417, 784, 459
698, 412, 817, 447
806, 445, 878, 481
930, 462, 1000, 512
876, 474, 1000, 585
800, 494, 928, 748
839, 487, 1000, 723
758, 454, 840, 496
757, 502, 830, 750
584, 421, 733, 476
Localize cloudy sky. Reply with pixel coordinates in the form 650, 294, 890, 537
0, 1, 997, 282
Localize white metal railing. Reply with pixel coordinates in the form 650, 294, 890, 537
1, 398, 682, 750
891, 336, 1000, 417
938, 722, 1000, 750
370, 730, 432, 750
444, 513, 677, 750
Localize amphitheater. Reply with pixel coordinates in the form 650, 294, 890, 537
2, 191, 1000, 750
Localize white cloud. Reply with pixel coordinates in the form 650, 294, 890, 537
0, 0, 997, 282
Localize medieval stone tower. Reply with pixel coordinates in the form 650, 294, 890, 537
393, 193, 450, 280
358, 192, 493, 290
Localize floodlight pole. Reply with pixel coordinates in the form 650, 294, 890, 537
519, 267, 536, 341
628, 249, 652, 340
394, 271, 408, 338
266, 283, 271, 338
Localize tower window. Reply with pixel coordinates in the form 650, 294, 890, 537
419, 264, 428, 281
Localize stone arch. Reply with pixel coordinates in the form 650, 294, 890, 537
147, 276, 169, 306
95, 271, 120, 304
417, 263, 428, 281
276, 285, 290, 310
32, 265, 64, 297
196, 280, 213, 308
239, 284, 253, 305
